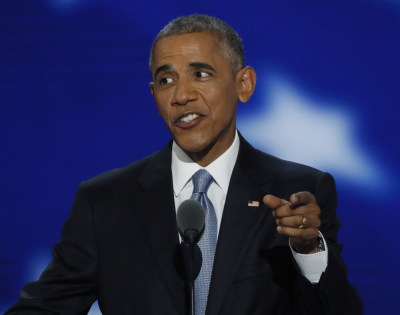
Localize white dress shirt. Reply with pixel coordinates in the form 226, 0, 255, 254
171, 131, 327, 283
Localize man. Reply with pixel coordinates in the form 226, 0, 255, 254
7, 14, 362, 314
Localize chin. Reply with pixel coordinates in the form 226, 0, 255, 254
176, 137, 210, 154
179, 142, 208, 155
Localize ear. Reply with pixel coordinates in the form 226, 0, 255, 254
149, 82, 155, 96
236, 66, 257, 103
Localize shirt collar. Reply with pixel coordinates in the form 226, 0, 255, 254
172, 131, 240, 197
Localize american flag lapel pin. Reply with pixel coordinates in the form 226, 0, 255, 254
248, 200, 260, 207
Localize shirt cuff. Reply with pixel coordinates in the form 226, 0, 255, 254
289, 232, 328, 283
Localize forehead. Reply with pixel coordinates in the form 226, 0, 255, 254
151, 32, 229, 73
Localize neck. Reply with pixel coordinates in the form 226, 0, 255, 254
185, 132, 237, 167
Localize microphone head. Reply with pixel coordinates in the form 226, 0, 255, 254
177, 199, 205, 243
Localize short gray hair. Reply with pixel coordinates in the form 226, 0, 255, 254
149, 14, 245, 73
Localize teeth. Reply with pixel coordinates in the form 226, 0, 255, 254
180, 113, 199, 123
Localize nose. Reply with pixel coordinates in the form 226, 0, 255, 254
171, 78, 197, 106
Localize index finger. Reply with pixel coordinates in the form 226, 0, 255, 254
263, 194, 289, 209
290, 191, 317, 208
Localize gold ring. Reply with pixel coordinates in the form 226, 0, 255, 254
299, 216, 307, 229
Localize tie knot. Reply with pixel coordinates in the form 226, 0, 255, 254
192, 169, 213, 194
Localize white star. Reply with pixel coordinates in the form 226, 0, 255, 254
238, 74, 387, 190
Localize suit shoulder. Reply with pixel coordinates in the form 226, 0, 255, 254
238, 134, 323, 178
79, 145, 171, 192
244, 142, 336, 190
248, 147, 336, 203
248, 145, 325, 178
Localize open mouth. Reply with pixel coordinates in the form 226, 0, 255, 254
179, 113, 199, 123
174, 112, 202, 128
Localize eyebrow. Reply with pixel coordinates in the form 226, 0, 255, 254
153, 62, 216, 79
154, 64, 171, 78
188, 62, 215, 72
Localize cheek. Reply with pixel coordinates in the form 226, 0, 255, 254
155, 105, 174, 130
154, 95, 168, 115
210, 79, 237, 100
209, 89, 238, 119
157, 107, 169, 122
154, 91, 173, 116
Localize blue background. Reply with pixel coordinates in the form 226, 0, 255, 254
1, 0, 399, 314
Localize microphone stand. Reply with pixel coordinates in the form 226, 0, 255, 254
180, 230, 202, 315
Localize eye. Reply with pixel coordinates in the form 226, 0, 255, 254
159, 77, 173, 85
195, 71, 210, 79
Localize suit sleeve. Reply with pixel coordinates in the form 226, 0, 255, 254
6, 181, 98, 314
296, 172, 363, 315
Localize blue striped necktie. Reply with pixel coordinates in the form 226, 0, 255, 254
191, 169, 217, 315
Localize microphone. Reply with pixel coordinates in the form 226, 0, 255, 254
177, 199, 205, 244
176, 199, 205, 315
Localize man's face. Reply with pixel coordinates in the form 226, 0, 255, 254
150, 32, 245, 166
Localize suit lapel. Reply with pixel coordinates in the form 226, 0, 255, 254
206, 136, 275, 315
130, 137, 276, 314
133, 144, 186, 315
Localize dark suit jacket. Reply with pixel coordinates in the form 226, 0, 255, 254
7, 135, 362, 314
